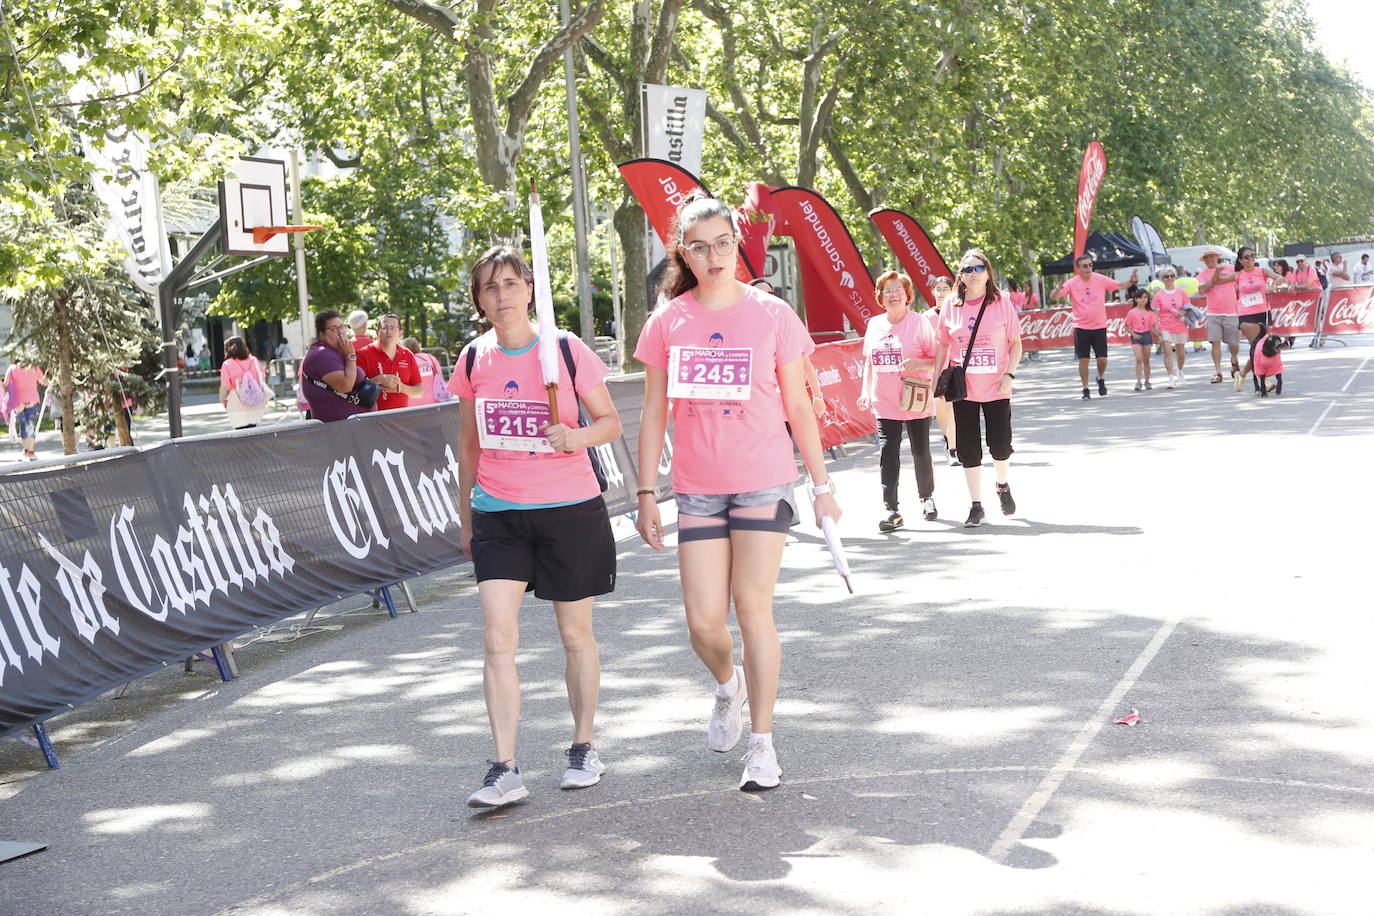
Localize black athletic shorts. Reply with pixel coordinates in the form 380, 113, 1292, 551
470, 496, 616, 601
1238, 311, 1269, 327
1074, 327, 1109, 359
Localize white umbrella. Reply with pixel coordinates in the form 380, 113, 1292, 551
529, 186, 562, 423
820, 515, 853, 593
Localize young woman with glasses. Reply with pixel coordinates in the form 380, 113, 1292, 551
634, 193, 841, 792
932, 250, 1024, 528
1232, 247, 1286, 392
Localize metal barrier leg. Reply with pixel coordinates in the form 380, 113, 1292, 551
220, 640, 240, 678
378, 586, 399, 619
32, 724, 59, 770
398, 581, 419, 614
210, 645, 233, 682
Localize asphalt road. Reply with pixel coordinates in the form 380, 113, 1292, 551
2, 339, 1371, 915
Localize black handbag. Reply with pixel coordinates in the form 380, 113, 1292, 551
934, 299, 990, 403
303, 369, 381, 409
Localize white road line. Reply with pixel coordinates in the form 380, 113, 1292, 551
1308, 356, 1370, 435
986, 613, 1184, 863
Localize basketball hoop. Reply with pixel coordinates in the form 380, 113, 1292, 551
251, 224, 323, 244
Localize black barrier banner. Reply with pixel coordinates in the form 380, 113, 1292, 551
0, 405, 469, 736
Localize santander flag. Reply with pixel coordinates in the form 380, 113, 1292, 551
868, 209, 952, 310
616, 158, 757, 281
1074, 141, 1108, 260
771, 187, 876, 333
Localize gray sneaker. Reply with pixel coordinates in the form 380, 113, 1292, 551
739, 739, 781, 791
466, 761, 529, 809
560, 743, 606, 789
707, 665, 748, 752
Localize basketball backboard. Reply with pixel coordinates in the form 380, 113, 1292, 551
219, 156, 290, 257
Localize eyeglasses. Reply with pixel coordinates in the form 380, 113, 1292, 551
882, 288, 906, 297
960, 264, 987, 275
682, 238, 737, 260
1241, 254, 1256, 260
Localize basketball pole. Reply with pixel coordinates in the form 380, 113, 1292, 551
560, 0, 595, 344
290, 151, 310, 353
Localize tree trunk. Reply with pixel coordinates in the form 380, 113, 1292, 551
114, 402, 133, 447
53, 291, 78, 455
614, 198, 650, 373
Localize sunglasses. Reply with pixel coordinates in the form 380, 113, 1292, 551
960, 264, 987, 275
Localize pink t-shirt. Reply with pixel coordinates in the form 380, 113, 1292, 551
1288, 265, 1320, 289
634, 286, 809, 494
4, 365, 44, 407
1052, 274, 1119, 330
1235, 268, 1268, 316
936, 295, 1022, 403
409, 351, 444, 406
1125, 308, 1158, 334
863, 309, 937, 420
219, 356, 264, 393
449, 330, 608, 505
1008, 291, 1028, 314
1152, 289, 1190, 333
1199, 266, 1238, 315
1252, 335, 1284, 377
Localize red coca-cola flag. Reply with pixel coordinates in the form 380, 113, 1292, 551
1320, 285, 1374, 336
771, 187, 876, 334
868, 209, 953, 310
1074, 141, 1108, 261
616, 158, 756, 282
807, 339, 875, 449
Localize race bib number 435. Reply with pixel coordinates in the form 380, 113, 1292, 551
668, 346, 753, 399
966, 346, 999, 375
477, 398, 553, 452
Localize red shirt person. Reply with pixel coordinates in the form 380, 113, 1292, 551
354, 313, 424, 409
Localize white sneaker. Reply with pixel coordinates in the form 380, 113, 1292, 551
739, 739, 781, 791
560, 743, 605, 789
466, 761, 529, 808
1165, 375, 1175, 389
707, 665, 748, 752
1176, 369, 1186, 384
1134, 380, 1143, 391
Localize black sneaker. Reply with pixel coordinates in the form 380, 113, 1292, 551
996, 483, 1016, 515
1081, 387, 1091, 400
964, 503, 985, 528
1097, 377, 1107, 397
879, 511, 904, 532
921, 498, 937, 520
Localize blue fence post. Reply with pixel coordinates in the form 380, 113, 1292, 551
32, 723, 59, 770
378, 586, 399, 619
209, 646, 233, 682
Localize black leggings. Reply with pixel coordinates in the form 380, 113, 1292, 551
953, 398, 1013, 469
878, 417, 934, 510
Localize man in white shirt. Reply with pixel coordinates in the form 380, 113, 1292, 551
1352, 253, 1373, 285
1326, 252, 1352, 289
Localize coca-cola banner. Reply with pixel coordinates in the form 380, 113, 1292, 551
1267, 290, 1322, 336
1074, 141, 1108, 260
1019, 303, 1211, 351
868, 209, 953, 310
809, 339, 876, 449
1320, 285, 1374, 336
771, 187, 876, 334
616, 158, 755, 283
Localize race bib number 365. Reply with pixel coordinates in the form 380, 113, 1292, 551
668, 346, 753, 399
872, 343, 904, 373
477, 398, 553, 452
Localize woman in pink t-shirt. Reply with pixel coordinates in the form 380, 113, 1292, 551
4, 360, 46, 460
451, 245, 624, 810
932, 249, 1023, 528
857, 270, 939, 528
1151, 268, 1192, 387
928, 275, 959, 465
401, 336, 447, 405
218, 336, 268, 429
634, 194, 840, 794
1124, 289, 1159, 390
1232, 247, 1286, 392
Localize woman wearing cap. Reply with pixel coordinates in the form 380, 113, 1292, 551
1231, 246, 1286, 392
932, 249, 1023, 528
857, 270, 939, 529
1197, 247, 1241, 384
1151, 268, 1191, 387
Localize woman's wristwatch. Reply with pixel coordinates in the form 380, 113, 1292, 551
810, 480, 835, 496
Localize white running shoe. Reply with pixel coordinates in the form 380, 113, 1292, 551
560, 743, 606, 789
466, 761, 529, 808
1165, 375, 1175, 389
707, 666, 748, 752
739, 739, 781, 791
